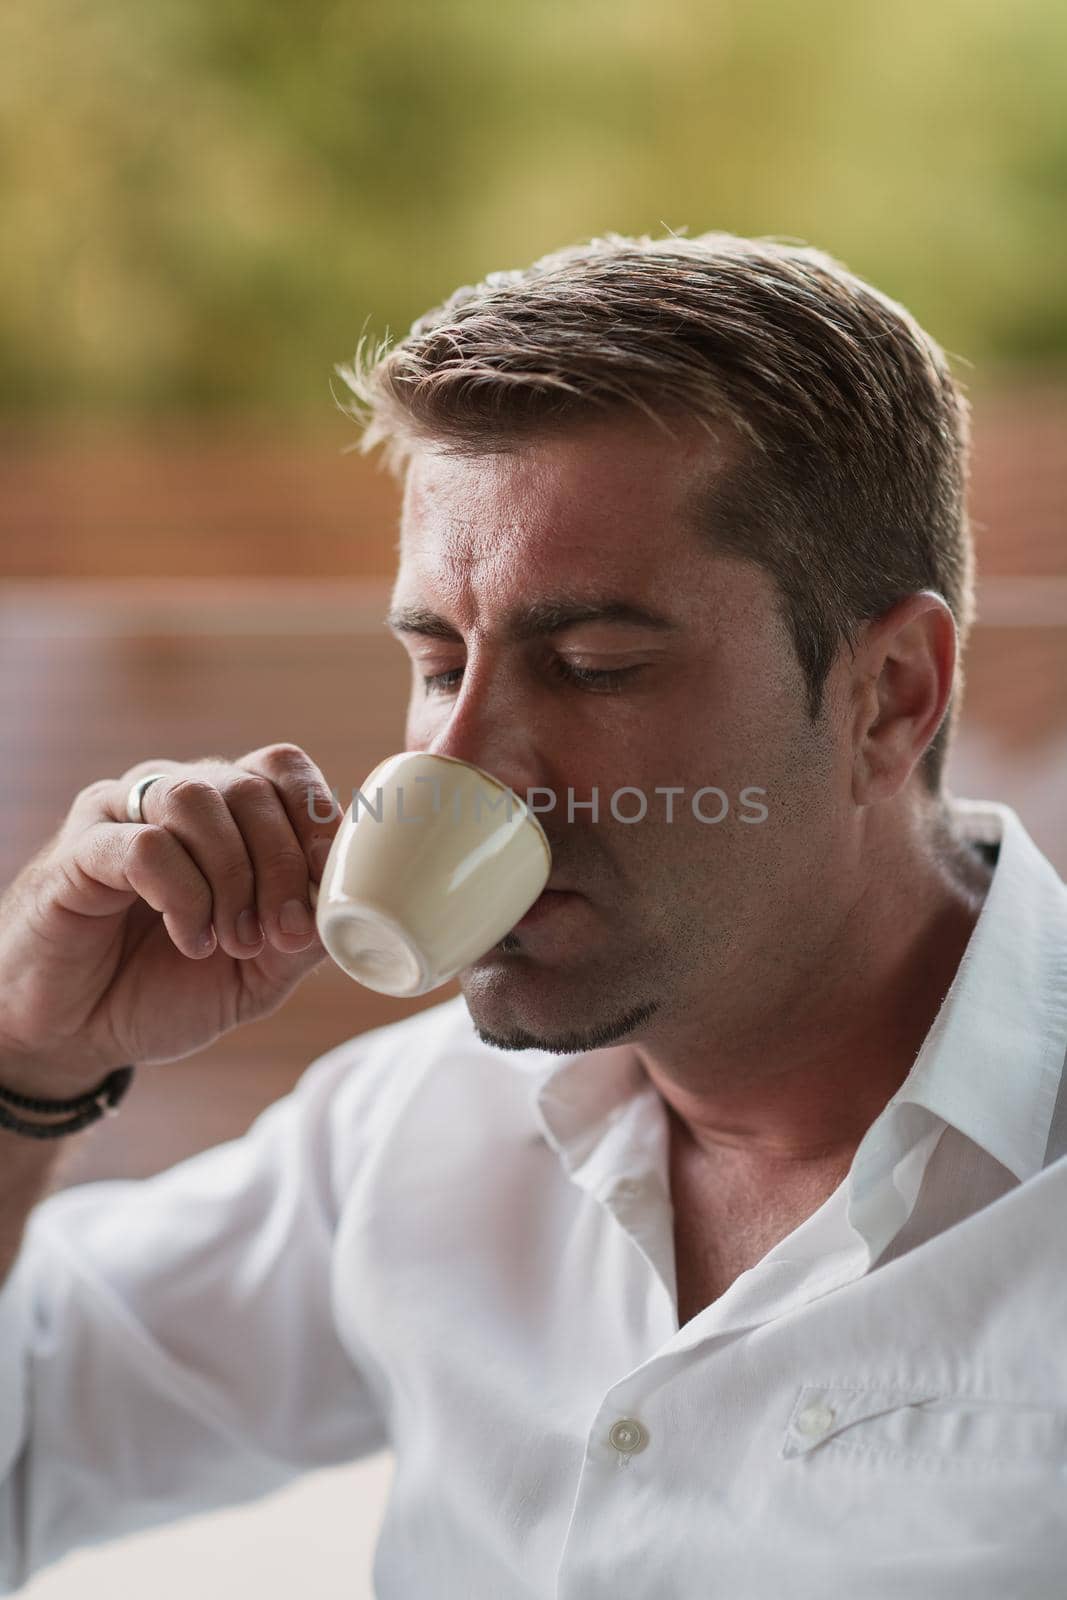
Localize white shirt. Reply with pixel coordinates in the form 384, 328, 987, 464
3, 796, 1067, 1598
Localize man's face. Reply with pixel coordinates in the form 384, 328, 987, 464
389, 412, 849, 1054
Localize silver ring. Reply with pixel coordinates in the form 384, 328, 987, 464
125, 773, 170, 824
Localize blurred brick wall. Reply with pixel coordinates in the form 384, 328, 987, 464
0, 418, 401, 579
2, 383, 1065, 582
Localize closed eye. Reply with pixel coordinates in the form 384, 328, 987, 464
421, 660, 642, 695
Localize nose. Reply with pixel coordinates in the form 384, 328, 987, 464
420, 663, 549, 811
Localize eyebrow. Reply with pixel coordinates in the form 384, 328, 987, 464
385, 596, 680, 642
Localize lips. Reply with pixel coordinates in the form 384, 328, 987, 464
513, 887, 581, 930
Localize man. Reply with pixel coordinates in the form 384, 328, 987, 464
1, 231, 1065, 1596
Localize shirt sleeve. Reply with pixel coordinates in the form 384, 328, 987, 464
0, 1037, 392, 1594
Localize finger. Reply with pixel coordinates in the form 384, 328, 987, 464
60, 767, 180, 842
99, 775, 265, 959
235, 743, 342, 879
191, 765, 320, 955
60, 819, 219, 961
93, 749, 339, 960
227, 743, 342, 943
135, 775, 275, 958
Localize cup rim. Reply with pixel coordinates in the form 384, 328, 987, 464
371, 750, 552, 872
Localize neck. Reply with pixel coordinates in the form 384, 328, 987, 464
629, 801, 995, 1172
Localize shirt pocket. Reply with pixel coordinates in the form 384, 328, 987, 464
780, 1383, 1067, 1475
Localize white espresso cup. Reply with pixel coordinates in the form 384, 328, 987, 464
308, 751, 551, 996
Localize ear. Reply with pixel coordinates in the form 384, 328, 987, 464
849, 590, 957, 805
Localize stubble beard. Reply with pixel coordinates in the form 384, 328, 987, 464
458, 932, 662, 1054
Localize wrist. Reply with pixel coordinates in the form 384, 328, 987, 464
0, 1040, 127, 1102
0, 1064, 135, 1141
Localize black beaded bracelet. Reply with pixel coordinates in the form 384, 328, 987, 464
0, 1065, 135, 1140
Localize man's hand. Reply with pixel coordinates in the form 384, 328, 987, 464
0, 744, 342, 1093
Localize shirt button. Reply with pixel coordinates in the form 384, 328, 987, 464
795, 1403, 836, 1437
609, 1418, 649, 1455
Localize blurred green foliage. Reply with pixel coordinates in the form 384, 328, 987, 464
2, 0, 1065, 419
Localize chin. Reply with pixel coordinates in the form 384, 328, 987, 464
458, 964, 659, 1055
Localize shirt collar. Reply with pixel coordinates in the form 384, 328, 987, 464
527, 799, 1067, 1191
881, 798, 1067, 1184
